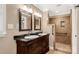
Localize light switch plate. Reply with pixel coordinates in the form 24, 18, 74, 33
8, 24, 14, 29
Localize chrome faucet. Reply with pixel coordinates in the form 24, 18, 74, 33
28, 31, 31, 36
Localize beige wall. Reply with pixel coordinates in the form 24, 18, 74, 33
42, 11, 49, 32
42, 11, 54, 49
0, 4, 42, 54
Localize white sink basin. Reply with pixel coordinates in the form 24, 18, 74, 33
38, 33, 48, 36
24, 35, 39, 39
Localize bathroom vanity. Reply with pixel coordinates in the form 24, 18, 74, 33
14, 33, 49, 54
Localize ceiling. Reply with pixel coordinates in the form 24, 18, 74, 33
34, 4, 76, 16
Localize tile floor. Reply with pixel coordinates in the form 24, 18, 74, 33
47, 49, 66, 54
47, 42, 72, 54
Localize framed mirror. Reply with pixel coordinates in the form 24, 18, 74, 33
34, 15, 41, 30
19, 9, 32, 31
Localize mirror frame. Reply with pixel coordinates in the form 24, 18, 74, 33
19, 9, 32, 31
34, 15, 41, 30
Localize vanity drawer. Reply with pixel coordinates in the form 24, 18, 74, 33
28, 45, 42, 54
16, 40, 27, 46
17, 45, 28, 54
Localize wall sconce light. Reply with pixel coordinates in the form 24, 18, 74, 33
23, 5, 33, 13
34, 12, 42, 17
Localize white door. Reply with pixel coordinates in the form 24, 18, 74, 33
72, 7, 77, 54
76, 7, 79, 54
52, 24, 55, 50
46, 24, 55, 50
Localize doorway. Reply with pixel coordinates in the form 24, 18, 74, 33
49, 14, 72, 54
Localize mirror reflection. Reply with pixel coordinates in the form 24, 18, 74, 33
34, 16, 41, 30
19, 9, 32, 31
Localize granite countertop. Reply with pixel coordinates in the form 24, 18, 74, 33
14, 33, 49, 42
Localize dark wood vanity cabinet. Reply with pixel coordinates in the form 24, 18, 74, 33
16, 34, 49, 54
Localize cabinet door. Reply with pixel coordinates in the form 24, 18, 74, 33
42, 35, 49, 47
17, 45, 28, 54
28, 39, 42, 54
42, 35, 49, 53
17, 41, 28, 54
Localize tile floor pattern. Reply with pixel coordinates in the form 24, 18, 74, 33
47, 49, 66, 54
47, 42, 72, 54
